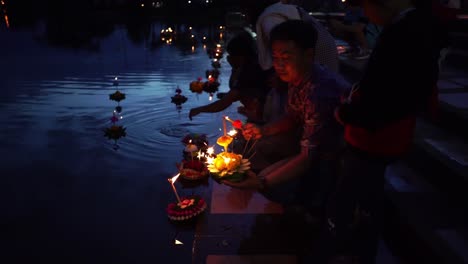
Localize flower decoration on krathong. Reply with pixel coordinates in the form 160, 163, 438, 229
178, 159, 209, 181
109, 90, 126, 102
206, 151, 251, 182
178, 134, 210, 181
166, 195, 207, 221
171, 87, 188, 105
225, 116, 243, 130
200, 116, 251, 182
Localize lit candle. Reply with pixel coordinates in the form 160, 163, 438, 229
185, 139, 198, 161
222, 116, 227, 136
228, 129, 237, 152
168, 173, 181, 203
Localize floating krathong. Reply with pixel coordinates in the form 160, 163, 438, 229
104, 125, 127, 141
206, 151, 250, 182
178, 159, 209, 180
211, 59, 221, 69
109, 90, 126, 102
171, 86, 188, 105
205, 69, 220, 79
203, 79, 220, 94
190, 77, 204, 93
166, 195, 207, 221
171, 94, 187, 105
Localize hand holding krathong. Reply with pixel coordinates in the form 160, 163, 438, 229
242, 123, 262, 140
222, 170, 260, 190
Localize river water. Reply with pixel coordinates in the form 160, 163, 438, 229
0, 16, 243, 263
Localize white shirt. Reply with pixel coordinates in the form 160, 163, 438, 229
256, 2, 339, 73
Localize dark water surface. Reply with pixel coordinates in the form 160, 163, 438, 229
0, 17, 242, 263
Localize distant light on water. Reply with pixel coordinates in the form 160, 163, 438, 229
4, 14, 8, 28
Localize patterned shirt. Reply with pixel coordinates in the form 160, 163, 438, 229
286, 64, 350, 157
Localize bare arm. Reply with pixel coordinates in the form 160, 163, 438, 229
189, 90, 240, 120
262, 113, 297, 136
222, 147, 312, 190
260, 149, 310, 186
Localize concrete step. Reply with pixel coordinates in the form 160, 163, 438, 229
409, 119, 468, 203
384, 161, 468, 264
193, 180, 404, 263
443, 48, 468, 70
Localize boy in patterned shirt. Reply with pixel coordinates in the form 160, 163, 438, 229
224, 20, 350, 209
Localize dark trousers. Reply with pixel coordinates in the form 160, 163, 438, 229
325, 145, 394, 264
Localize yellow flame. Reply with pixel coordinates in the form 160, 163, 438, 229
171, 173, 180, 183
222, 156, 231, 165
206, 156, 214, 165
207, 147, 214, 155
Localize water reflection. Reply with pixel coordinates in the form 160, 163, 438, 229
0, 11, 240, 262
104, 79, 127, 149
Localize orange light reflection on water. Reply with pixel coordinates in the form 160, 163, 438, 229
4, 14, 9, 28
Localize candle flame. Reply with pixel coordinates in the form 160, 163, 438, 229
228, 129, 237, 136
222, 156, 231, 165
207, 147, 214, 155
170, 173, 180, 183
206, 156, 214, 165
